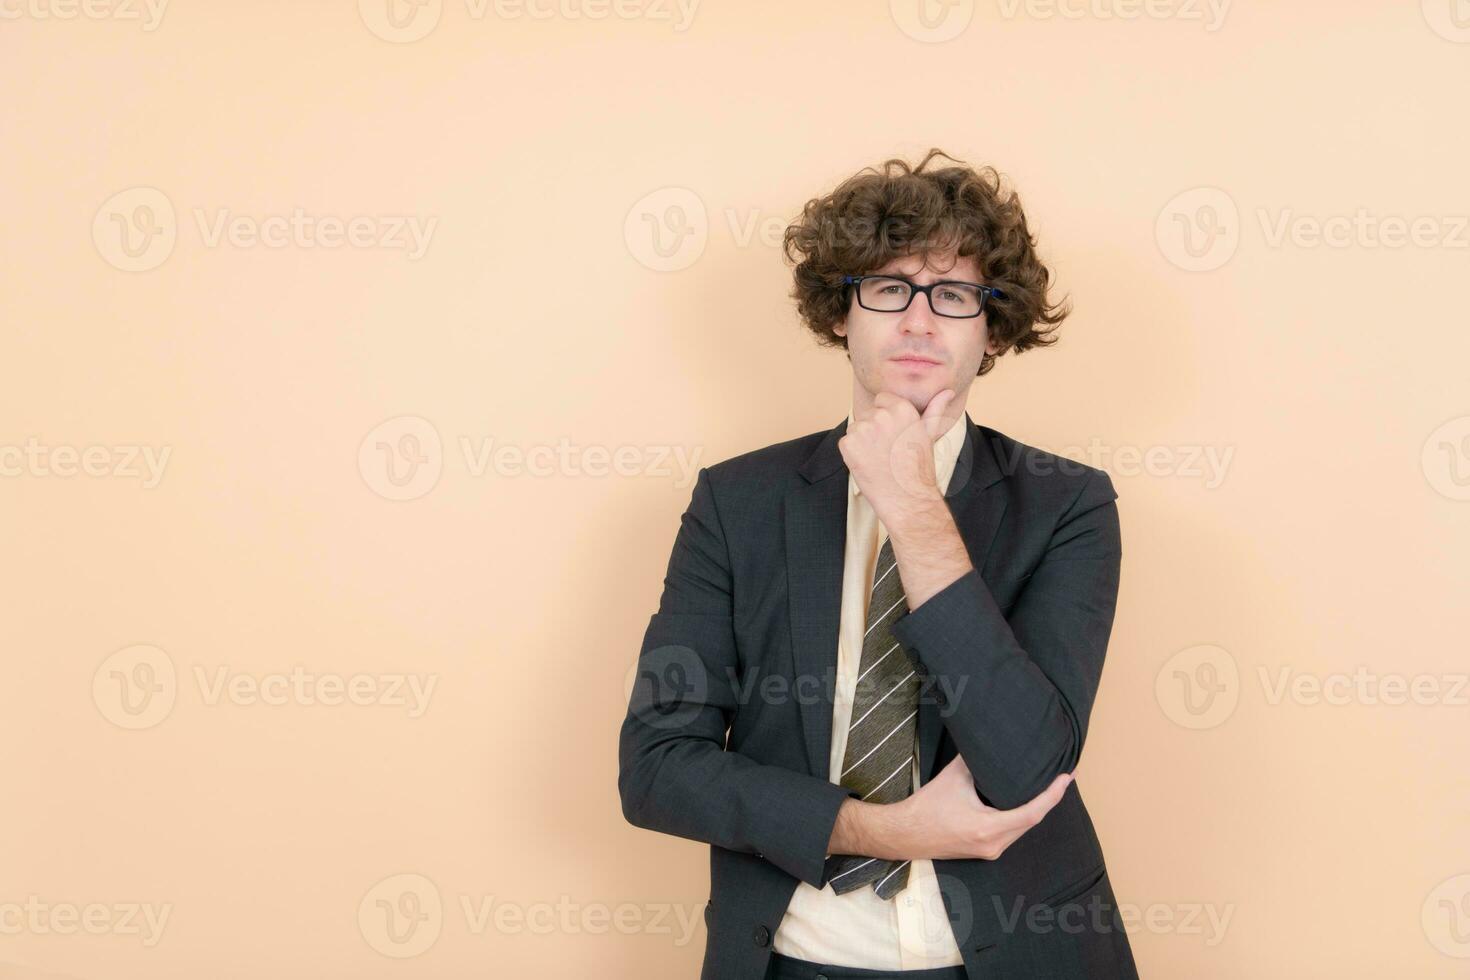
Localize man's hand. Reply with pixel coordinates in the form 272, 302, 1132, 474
899, 754, 1072, 860
828, 755, 1072, 861
839, 389, 959, 528
841, 387, 973, 610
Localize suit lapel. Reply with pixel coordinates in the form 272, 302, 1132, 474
785, 412, 1009, 783
785, 420, 850, 782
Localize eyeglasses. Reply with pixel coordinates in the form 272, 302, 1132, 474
842, 274, 1005, 319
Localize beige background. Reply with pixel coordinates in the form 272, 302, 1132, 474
2, 1, 1468, 977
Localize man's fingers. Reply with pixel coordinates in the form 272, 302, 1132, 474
872, 391, 903, 411
921, 388, 956, 422
921, 390, 960, 443
874, 390, 922, 423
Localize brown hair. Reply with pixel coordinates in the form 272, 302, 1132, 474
781, 148, 1069, 376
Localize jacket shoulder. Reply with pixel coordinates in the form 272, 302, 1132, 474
981, 425, 1118, 508
700, 424, 833, 490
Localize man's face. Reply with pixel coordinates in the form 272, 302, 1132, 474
834, 249, 999, 418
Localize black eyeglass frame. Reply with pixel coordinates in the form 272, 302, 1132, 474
841, 274, 1006, 319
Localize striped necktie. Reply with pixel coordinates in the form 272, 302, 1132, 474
822, 535, 920, 900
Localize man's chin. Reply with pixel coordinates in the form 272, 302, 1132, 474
863, 371, 947, 412
902, 378, 946, 407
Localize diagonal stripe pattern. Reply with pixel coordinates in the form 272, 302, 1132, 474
823, 536, 920, 900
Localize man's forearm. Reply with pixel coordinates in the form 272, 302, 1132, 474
828, 797, 913, 861
883, 492, 973, 610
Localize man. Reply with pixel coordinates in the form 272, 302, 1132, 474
619, 149, 1138, 979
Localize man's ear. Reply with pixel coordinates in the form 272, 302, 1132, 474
833, 319, 847, 338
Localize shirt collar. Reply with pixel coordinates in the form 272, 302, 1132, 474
846, 404, 970, 499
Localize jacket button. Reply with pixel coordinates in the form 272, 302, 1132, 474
753, 924, 771, 947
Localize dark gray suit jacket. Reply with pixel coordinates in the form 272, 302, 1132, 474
619, 413, 1139, 979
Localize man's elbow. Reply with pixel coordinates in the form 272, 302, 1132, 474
619, 782, 647, 830
618, 736, 671, 832
618, 748, 651, 829
974, 725, 1082, 809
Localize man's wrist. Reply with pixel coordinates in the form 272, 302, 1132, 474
828, 797, 914, 861
876, 490, 946, 543
874, 488, 945, 540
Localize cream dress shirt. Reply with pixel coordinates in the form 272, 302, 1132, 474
771, 407, 969, 969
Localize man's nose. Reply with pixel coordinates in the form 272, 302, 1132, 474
898, 292, 939, 334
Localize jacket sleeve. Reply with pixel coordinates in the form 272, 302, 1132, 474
618, 466, 858, 888
888, 468, 1123, 810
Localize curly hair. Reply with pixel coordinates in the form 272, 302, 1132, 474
782, 147, 1069, 377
